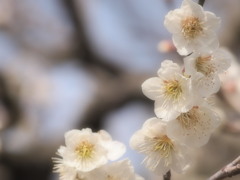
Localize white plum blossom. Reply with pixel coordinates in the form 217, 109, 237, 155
184, 48, 231, 97
130, 118, 190, 175
142, 60, 197, 120
53, 128, 126, 175
164, 0, 220, 55
85, 159, 144, 180
166, 102, 221, 148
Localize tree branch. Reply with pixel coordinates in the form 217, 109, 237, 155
62, 0, 122, 76
208, 156, 240, 180
198, 0, 206, 6
78, 73, 151, 131
163, 170, 171, 180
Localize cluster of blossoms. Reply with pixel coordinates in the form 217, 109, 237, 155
130, 0, 232, 176
53, 128, 143, 180
53, 0, 233, 179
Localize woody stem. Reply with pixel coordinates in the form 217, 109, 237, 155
163, 170, 171, 180
198, 0, 206, 6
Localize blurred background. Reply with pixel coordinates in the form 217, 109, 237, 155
0, 0, 239, 179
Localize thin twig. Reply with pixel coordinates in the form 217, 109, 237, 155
163, 170, 171, 180
198, 0, 206, 6
208, 156, 240, 180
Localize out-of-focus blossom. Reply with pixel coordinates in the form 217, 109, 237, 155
220, 55, 240, 113
157, 40, 176, 53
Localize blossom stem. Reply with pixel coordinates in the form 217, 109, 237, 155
198, 0, 206, 6
208, 156, 240, 180
163, 170, 171, 180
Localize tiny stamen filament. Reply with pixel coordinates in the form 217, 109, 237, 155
195, 56, 214, 75
181, 17, 203, 39
153, 135, 174, 159
75, 141, 94, 159
164, 80, 182, 100
177, 107, 200, 129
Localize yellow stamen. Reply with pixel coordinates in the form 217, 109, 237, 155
164, 80, 182, 100
195, 56, 214, 75
177, 107, 200, 129
153, 135, 174, 159
75, 141, 94, 159
181, 17, 203, 39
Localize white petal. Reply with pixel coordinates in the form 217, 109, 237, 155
98, 130, 112, 141
141, 77, 164, 100
198, 30, 219, 52
198, 74, 221, 97
157, 60, 182, 76
205, 11, 221, 30
136, 175, 145, 180
164, 9, 183, 34
129, 130, 145, 151
167, 104, 221, 148
64, 129, 92, 148
212, 48, 232, 73
154, 100, 180, 120
93, 159, 144, 180
105, 141, 126, 161
184, 56, 198, 76
142, 118, 167, 137
181, 0, 205, 19
150, 156, 170, 175
172, 34, 192, 55
171, 148, 190, 173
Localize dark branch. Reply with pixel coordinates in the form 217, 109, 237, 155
208, 156, 240, 180
0, 73, 21, 127
78, 73, 151, 131
198, 0, 206, 6
62, 0, 121, 76
163, 171, 171, 180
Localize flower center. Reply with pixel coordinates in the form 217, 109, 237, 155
195, 56, 214, 75
177, 107, 200, 129
164, 80, 182, 100
153, 135, 174, 159
181, 17, 203, 39
75, 141, 94, 159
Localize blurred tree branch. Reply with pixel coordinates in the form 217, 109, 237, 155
208, 156, 240, 180
62, 0, 121, 76
61, 0, 153, 130
163, 171, 171, 180
198, 0, 205, 6
0, 73, 21, 127
79, 73, 152, 131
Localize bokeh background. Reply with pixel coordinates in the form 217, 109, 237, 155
0, 0, 239, 179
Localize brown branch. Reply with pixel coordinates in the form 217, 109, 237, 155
198, 0, 205, 6
0, 73, 21, 127
208, 156, 240, 180
163, 170, 171, 180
